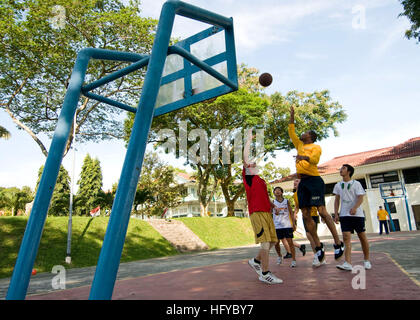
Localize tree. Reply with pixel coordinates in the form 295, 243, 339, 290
265, 90, 347, 152
76, 154, 103, 215
36, 165, 70, 216
0, 126, 11, 139
399, 0, 420, 43
0, 0, 158, 157
134, 153, 185, 218
0, 186, 33, 216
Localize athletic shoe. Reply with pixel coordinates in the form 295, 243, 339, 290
299, 244, 306, 256
283, 252, 292, 259
312, 254, 327, 267
259, 272, 283, 284
364, 260, 372, 270
290, 260, 297, 268
276, 256, 283, 265
248, 258, 262, 276
312, 254, 320, 267
334, 241, 344, 260
316, 243, 325, 264
336, 261, 353, 271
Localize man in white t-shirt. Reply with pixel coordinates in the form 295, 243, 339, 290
333, 164, 371, 271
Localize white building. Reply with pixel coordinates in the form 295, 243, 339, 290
272, 137, 420, 234
166, 172, 247, 218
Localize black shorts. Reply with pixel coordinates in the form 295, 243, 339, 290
303, 216, 319, 232
340, 216, 366, 234
297, 175, 325, 208
276, 228, 294, 239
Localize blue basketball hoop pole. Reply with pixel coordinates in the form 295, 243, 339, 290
379, 181, 414, 232
6, 0, 237, 300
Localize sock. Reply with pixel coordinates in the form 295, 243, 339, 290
254, 258, 261, 264
262, 271, 269, 276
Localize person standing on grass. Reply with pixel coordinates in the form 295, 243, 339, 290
243, 131, 282, 284
272, 186, 298, 268
288, 106, 344, 267
333, 164, 371, 271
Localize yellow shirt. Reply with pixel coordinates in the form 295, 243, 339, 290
288, 124, 321, 176
293, 192, 318, 217
377, 209, 388, 221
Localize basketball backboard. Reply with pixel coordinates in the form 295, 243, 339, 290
379, 181, 405, 199
154, 25, 238, 116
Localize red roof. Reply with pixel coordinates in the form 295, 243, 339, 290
176, 172, 196, 182
272, 137, 420, 183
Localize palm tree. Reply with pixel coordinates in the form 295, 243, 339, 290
0, 126, 11, 139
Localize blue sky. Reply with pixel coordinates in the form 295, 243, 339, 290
1, 0, 419, 191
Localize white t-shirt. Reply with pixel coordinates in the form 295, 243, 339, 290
272, 198, 293, 229
333, 180, 366, 218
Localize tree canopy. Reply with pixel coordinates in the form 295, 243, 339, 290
36, 165, 70, 216
0, 186, 33, 216
76, 154, 103, 215
0, 0, 157, 157
399, 0, 420, 43
134, 152, 186, 217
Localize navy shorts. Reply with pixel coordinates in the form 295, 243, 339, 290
297, 175, 326, 208
340, 216, 366, 234
276, 228, 294, 239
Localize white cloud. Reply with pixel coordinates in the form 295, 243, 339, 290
137, 0, 342, 51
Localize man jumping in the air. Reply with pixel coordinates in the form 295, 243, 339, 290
288, 106, 344, 267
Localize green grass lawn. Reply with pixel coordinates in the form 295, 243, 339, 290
177, 217, 255, 249
0, 216, 258, 279
0, 216, 178, 279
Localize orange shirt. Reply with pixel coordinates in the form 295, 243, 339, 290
377, 209, 388, 221
288, 124, 321, 176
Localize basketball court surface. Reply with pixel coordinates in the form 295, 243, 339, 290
1, 231, 418, 300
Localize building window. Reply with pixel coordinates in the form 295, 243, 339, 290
357, 178, 367, 189
369, 171, 399, 188
189, 187, 196, 197
403, 167, 420, 184
181, 187, 188, 197
385, 202, 397, 214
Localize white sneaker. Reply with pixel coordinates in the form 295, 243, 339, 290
290, 260, 297, 268
248, 258, 262, 276
364, 260, 372, 270
276, 256, 283, 265
312, 254, 320, 267
336, 261, 353, 271
259, 272, 283, 284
